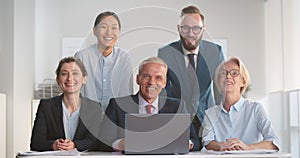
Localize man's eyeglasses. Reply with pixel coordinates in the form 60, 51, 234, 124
219, 69, 240, 77
180, 25, 203, 34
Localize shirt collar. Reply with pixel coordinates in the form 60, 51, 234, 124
182, 45, 199, 56
221, 97, 245, 112
233, 97, 245, 111
94, 44, 115, 60
138, 93, 159, 110
61, 100, 81, 116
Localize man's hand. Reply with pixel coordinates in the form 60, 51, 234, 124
118, 139, 125, 151
189, 140, 194, 150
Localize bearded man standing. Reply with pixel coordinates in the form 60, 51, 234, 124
158, 5, 224, 148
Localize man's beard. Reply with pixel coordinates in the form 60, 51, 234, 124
180, 35, 200, 51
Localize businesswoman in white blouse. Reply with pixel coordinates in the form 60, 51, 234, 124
30, 57, 104, 151
202, 56, 280, 151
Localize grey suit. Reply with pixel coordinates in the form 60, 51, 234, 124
158, 40, 224, 122
158, 40, 224, 147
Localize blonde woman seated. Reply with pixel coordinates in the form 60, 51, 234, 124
202, 57, 280, 151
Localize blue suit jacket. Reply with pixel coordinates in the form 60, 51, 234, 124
158, 40, 224, 122
30, 95, 103, 151
98, 94, 200, 151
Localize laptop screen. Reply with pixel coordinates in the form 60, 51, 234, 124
124, 113, 190, 154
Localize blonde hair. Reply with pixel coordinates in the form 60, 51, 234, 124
214, 56, 250, 95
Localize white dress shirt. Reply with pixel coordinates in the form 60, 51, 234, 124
62, 101, 80, 140
112, 94, 159, 150
138, 94, 159, 114
182, 46, 199, 68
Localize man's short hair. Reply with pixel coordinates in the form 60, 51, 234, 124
180, 5, 204, 22
138, 57, 168, 75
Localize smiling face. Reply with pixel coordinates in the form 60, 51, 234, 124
136, 62, 167, 103
56, 62, 87, 95
218, 61, 246, 96
178, 13, 204, 52
93, 15, 120, 51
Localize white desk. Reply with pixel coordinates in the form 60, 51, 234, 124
16, 151, 291, 158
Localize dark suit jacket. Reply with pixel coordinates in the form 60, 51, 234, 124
158, 40, 224, 122
30, 94, 103, 151
98, 94, 200, 151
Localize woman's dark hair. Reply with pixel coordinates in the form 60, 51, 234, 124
55, 57, 87, 78
94, 11, 121, 29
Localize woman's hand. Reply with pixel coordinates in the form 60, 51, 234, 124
224, 138, 254, 150
52, 138, 75, 151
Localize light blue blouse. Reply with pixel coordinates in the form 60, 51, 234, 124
75, 44, 133, 111
202, 97, 280, 150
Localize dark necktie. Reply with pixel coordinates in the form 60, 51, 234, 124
187, 54, 195, 70
145, 104, 153, 114
187, 54, 197, 93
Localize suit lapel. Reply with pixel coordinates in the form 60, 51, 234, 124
123, 94, 139, 113
158, 96, 178, 113
158, 96, 168, 113
173, 42, 193, 96
53, 95, 65, 138
74, 119, 84, 139
197, 43, 211, 94
74, 97, 87, 139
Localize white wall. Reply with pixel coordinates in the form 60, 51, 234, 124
0, 0, 15, 157
0, 0, 34, 157
266, 0, 300, 155
14, 0, 34, 156
0, 94, 6, 158
266, 0, 300, 92
266, 0, 284, 92
35, 0, 266, 100
1, 0, 299, 156
282, 0, 300, 91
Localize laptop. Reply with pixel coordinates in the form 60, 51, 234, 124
124, 113, 190, 154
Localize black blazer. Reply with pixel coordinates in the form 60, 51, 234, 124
30, 94, 103, 151
98, 94, 200, 151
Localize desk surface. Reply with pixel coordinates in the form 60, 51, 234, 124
16, 151, 291, 158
